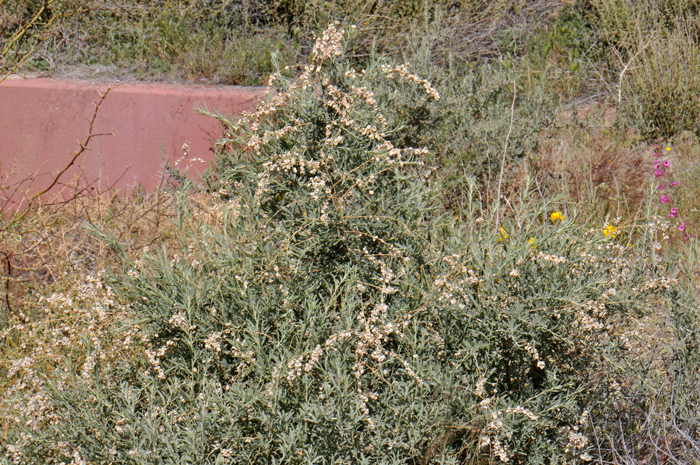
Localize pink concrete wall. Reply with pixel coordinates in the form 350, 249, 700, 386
0, 77, 264, 209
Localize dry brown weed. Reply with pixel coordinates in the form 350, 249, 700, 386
535, 103, 653, 219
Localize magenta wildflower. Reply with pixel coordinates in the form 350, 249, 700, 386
655, 170, 664, 177
668, 213, 676, 218
657, 185, 663, 189
670, 182, 677, 186
671, 208, 678, 215
662, 195, 670, 203
679, 222, 686, 231
664, 160, 670, 167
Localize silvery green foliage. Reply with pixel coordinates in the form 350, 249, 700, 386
5, 24, 692, 465
368, 51, 555, 197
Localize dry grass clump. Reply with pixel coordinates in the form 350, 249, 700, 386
0, 185, 173, 307
0, 175, 227, 436
536, 107, 653, 219
579, 0, 700, 141
622, 18, 700, 140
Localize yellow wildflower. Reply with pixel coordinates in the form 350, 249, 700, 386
528, 237, 536, 249
550, 211, 565, 222
497, 227, 508, 242
603, 225, 619, 237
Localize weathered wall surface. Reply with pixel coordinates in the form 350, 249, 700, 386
0, 76, 264, 208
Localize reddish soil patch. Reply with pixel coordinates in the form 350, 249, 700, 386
0, 76, 265, 209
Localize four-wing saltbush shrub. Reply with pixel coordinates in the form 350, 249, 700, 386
3, 24, 693, 465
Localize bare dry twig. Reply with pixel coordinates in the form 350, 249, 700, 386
0, 0, 58, 84
495, 75, 517, 230
2, 85, 115, 231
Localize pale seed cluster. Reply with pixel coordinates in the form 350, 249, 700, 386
1, 270, 135, 463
